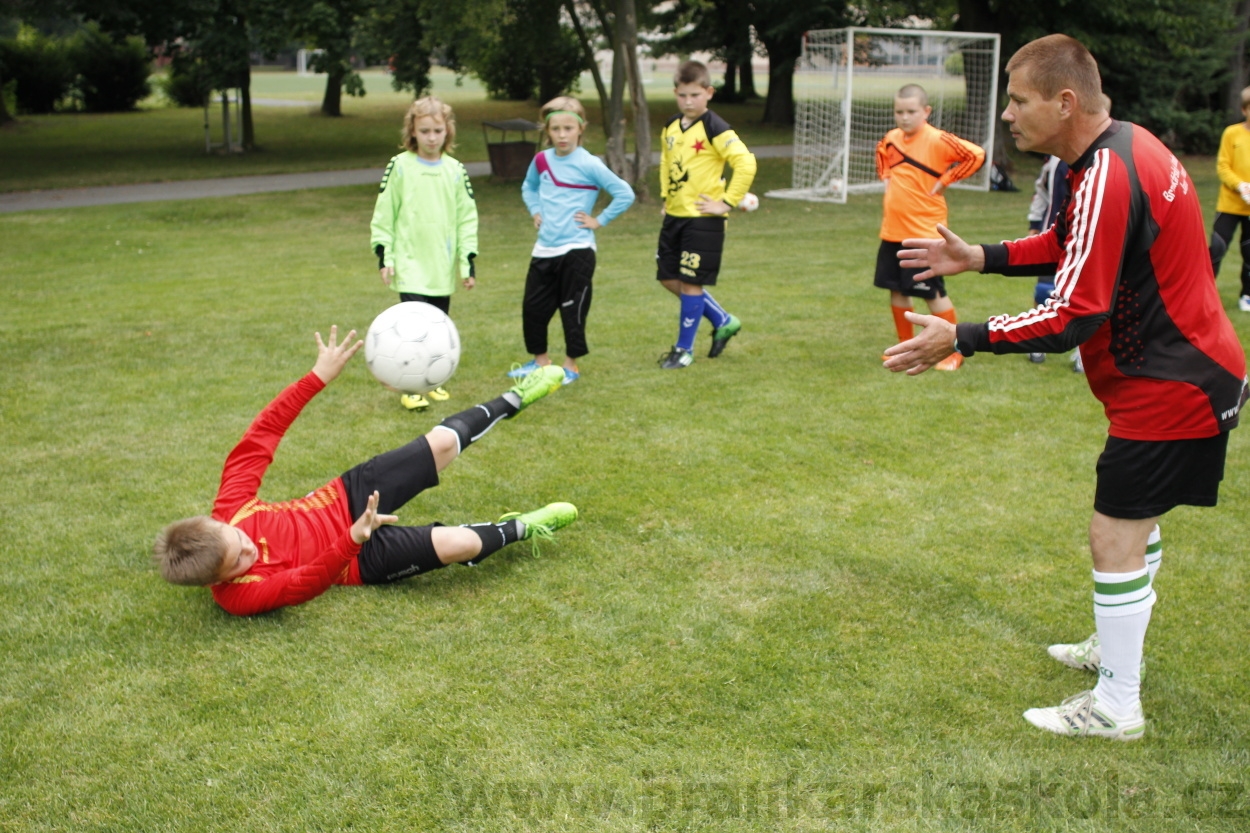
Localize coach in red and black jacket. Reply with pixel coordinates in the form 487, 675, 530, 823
883, 34, 1248, 741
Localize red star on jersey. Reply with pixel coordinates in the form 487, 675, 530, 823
692, 139, 706, 154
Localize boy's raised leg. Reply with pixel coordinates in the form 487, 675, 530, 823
432, 365, 566, 458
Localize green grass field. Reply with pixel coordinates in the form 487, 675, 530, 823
1, 144, 1249, 830
0, 68, 791, 193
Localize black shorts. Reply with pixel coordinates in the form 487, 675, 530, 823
1094, 432, 1230, 519
874, 240, 947, 300
656, 215, 725, 286
399, 293, 451, 314
340, 435, 444, 584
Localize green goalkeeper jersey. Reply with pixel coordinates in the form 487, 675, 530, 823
370, 152, 479, 296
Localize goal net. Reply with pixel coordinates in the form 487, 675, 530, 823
767, 28, 1000, 204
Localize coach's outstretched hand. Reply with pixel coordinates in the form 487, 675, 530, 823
883, 312, 957, 376
312, 325, 364, 384
350, 490, 397, 545
898, 224, 985, 281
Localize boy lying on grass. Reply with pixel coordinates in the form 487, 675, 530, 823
153, 327, 576, 616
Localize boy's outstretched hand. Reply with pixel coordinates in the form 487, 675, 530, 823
350, 490, 397, 545
312, 325, 364, 384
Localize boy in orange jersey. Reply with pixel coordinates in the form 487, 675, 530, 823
875, 84, 985, 370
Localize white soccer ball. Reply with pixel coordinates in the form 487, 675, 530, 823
737, 192, 760, 212
364, 302, 460, 394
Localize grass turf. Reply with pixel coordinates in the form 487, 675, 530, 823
1, 154, 1248, 831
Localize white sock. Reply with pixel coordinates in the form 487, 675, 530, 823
1091, 566, 1154, 716
1146, 524, 1162, 580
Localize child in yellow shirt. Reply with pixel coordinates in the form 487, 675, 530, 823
1210, 85, 1250, 312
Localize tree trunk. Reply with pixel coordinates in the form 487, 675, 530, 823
0, 72, 13, 125
321, 67, 344, 116
618, 0, 649, 196
1228, 0, 1250, 120
723, 59, 738, 98
564, 0, 610, 135
604, 9, 628, 179
739, 57, 756, 99
241, 65, 255, 150
761, 54, 794, 124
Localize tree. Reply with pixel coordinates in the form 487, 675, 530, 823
956, 0, 1236, 152
292, 0, 372, 117
563, 0, 650, 193
356, 0, 432, 97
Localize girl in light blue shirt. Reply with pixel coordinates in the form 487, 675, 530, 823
507, 96, 635, 385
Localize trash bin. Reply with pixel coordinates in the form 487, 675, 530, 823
482, 119, 542, 181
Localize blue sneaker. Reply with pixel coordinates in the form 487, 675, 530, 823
507, 360, 541, 379
562, 368, 579, 385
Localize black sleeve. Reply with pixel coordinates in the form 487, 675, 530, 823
981, 242, 1059, 278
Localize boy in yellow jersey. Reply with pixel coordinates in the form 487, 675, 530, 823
1210, 84, 1250, 312
656, 60, 757, 369
875, 84, 984, 370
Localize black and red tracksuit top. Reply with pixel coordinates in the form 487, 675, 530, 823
957, 121, 1248, 440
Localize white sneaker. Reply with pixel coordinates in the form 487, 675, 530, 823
1048, 633, 1101, 671
1070, 349, 1084, 373
1023, 690, 1145, 741
1239, 295, 1250, 312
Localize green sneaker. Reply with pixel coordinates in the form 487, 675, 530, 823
708, 314, 741, 358
499, 502, 578, 555
509, 364, 565, 410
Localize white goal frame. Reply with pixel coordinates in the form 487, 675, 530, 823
767, 28, 1000, 204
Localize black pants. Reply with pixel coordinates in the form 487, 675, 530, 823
1210, 212, 1250, 297
522, 248, 595, 358
400, 293, 451, 314
339, 435, 444, 584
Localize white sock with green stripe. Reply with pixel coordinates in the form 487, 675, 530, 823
1091, 566, 1155, 715
1146, 524, 1162, 580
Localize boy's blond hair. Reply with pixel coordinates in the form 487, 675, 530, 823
1005, 34, 1104, 115
674, 60, 712, 89
1240, 86, 1250, 109
538, 95, 587, 149
153, 516, 227, 586
896, 84, 929, 107
401, 96, 457, 154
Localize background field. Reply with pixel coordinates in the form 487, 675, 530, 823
1, 115, 1248, 830
0, 68, 791, 193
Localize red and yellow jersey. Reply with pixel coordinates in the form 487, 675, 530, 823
209, 374, 362, 616
660, 110, 756, 216
876, 122, 984, 241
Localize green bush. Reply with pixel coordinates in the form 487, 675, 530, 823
69, 23, 150, 113
158, 53, 211, 108
0, 25, 74, 114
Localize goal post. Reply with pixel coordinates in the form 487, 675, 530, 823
767, 28, 1001, 204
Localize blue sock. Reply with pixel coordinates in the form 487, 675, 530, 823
701, 290, 731, 329
677, 294, 704, 352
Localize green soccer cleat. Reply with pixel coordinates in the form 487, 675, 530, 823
509, 364, 566, 410
708, 314, 741, 358
1023, 690, 1145, 741
658, 346, 694, 369
499, 502, 579, 555
400, 392, 430, 411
